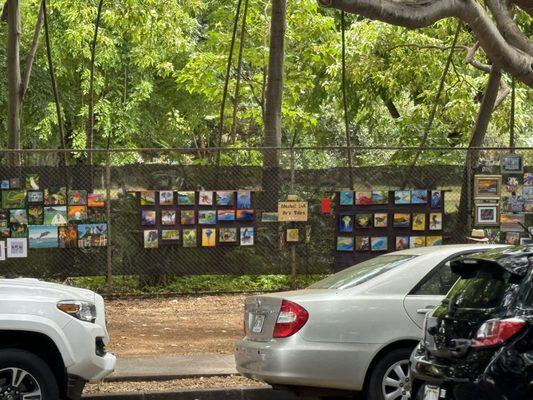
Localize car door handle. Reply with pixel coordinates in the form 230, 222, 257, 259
417, 306, 436, 314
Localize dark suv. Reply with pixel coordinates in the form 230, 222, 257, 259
410, 245, 533, 400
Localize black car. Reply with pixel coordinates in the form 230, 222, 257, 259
410, 245, 533, 400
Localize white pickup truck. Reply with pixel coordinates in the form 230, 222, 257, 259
0, 277, 116, 399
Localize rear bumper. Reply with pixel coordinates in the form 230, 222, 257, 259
235, 337, 379, 391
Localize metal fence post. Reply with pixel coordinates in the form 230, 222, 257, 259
466, 149, 473, 234
290, 147, 297, 290
105, 149, 113, 295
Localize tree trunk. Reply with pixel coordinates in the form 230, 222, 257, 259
456, 67, 502, 237
87, 0, 104, 166
6, 0, 21, 166
262, 0, 286, 209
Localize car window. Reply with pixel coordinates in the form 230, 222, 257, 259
446, 265, 511, 309
413, 261, 459, 296
309, 255, 416, 290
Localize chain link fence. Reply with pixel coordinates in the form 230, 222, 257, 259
0, 146, 531, 295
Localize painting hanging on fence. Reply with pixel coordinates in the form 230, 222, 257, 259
355, 236, 370, 251
28, 225, 58, 249
27, 190, 44, 204
140, 191, 156, 206
236, 209, 255, 221
475, 205, 499, 226
216, 191, 234, 206
240, 227, 254, 246
286, 229, 299, 242
6, 238, 27, 258
355, 191, 372, 205
9, 209, 28, 225
202, 228, 216, 247
219, 228, 237, 243
44, 206, 67, 226
25, 174, 40, 190
2, 190, 26, 209
426, 236, 443, 246
199, 210, 217, 225
0, 241, 5, 261
339, 191, 354, 206
143, 229, 158, 249
28, 206, 44, 225
429, 212, 443, 230
161, 229, 180, 241
394, 190, 411, 205
78, 223, 108, 248
9, 178, 21, 189
159, 191, 174, 206
411, 190, 428, 204
474, 175, 501, 199
88, 193, 106, 207
337, 237, 354, 252
500, 154, 523, 174
58, 223, 78, 248
396, 236, 409, 250
431, 191, 442, 208
412, 213, 426, 231
68, 206, 88, 222
178, 191, 196, 205
374, 213, 388, 228
237, 191, 252, 209
182, 229, 197, 247
371, 191, 388, 205
355, 214, 372, 228
371, 237, 388, 251
68, 190, 87, 206
199, 191, 213, 206
393, 213, 411, 228
339, 215, 353, 232
10, 224, 27, 238
180, 210, 196, 225
161, 210, 177, 225
525, 173, 533, 186
45, 187, 67, 206
1, 180, 9, 190
500, 213, 525, 232
141, 210, 157, 226
410, 236, 426, 248
217, 210, 235, 221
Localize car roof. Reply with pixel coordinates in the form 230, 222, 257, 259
391, 244, 509, 257
454, 245, 533, 276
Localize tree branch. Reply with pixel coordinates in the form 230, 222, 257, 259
485, 0, 533, 56
318, 0, 533, 87
511, 0, 533, 16
21, 1, 45, 101
465, 42, 493, 73
380, 95, 401, 118
1, 1, 7, 23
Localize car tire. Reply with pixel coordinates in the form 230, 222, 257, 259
366, 347, 413, 400
0, 348, 60, 400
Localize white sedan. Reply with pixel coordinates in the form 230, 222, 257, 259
235, 244, 506, 400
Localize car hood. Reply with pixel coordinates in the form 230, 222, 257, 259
0, 278, 96, 303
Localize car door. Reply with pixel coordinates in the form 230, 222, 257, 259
403, 259, 460, 329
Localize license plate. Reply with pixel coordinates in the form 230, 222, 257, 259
423, 385, 440, 400
252, 315, 266, 333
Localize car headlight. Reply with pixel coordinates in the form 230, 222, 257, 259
57, 301, 97, 323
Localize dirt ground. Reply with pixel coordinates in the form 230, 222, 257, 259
105, 294, 247, 357
85, 376, 263, 394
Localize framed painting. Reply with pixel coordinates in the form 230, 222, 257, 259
474, 204, 499, 226
474, 175, 502, 200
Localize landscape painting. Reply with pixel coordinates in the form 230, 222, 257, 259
236, 209, 255, 221
28, 225, 58, 249
199, 210, 217, 225
88, 193, 106, 207
140, 191, 156, 206
161, 229, 180, 241
371, 237, 388, 251
44, 206, 68, 226
394, 190, 411, 205
337, 236, 354, 252
426, 236, 443, 246
68, 206, 88, 222
393, 213, 411, 228
411, 190, 428, 204
177, 191, 196, 205
9, 209, 28, 225
217, 210, 235, 221
216, 191, 234, 206
371, 190, 388, 205
159, 191, 174, 206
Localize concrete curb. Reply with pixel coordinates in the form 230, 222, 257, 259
83, 386, 302, 400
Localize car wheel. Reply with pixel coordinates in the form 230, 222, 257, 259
367, 348, 413, 400
0, 349, 60, 400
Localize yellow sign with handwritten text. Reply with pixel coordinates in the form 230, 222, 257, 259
278, 201, 308, 222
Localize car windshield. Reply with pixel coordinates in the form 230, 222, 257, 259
309, 255, 416, 290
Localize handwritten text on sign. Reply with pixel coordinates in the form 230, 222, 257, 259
278, 201, 308, 222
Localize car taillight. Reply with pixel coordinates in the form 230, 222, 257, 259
473, 318, 526, 348
273, 300, 309, 338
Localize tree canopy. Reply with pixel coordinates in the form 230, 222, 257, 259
0, 0, 531, 163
